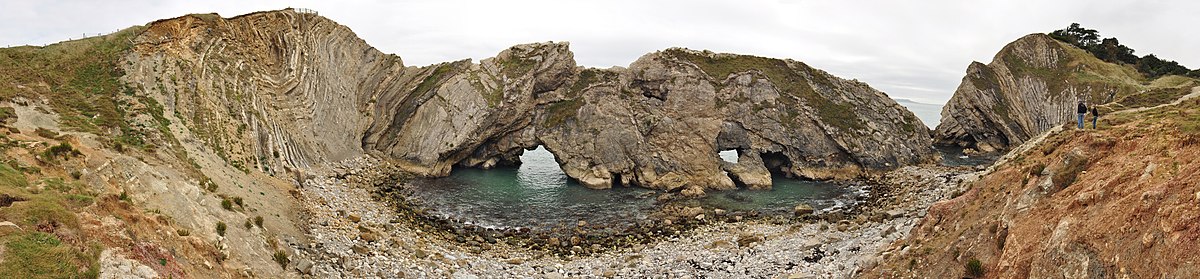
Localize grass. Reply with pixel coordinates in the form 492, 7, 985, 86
0, 106, 14, 123
272, 250, 289, 268
0, 26, 145, 138
499, 53, 538, 78
216, 221, 226, 236
542, 98, 585, 127
0, 161, 99, 278
965, 258, 985, 278
663, 48, 867, 131
0, 232, 99, 278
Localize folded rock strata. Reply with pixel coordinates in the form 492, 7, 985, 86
121, 9, 934, 195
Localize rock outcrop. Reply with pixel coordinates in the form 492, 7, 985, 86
866, 89, 1200, 278
934, 33, 1196, 153
121, 9, 934, 195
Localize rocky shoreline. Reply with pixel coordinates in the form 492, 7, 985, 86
292, 156, 978, 278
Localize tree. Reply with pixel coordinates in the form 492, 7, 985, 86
1137, 54, 1190, 78
1049, 23, 1196, 79
1049, 23, 1100, 48
1087, 38, 1137, 65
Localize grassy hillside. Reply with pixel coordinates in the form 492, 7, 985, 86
0, 26, 152, 148
869, 89, 1200, 278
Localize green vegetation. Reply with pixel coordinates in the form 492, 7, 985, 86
1052, 152, 1089, 191
965, 258, 985, 278
0, 106, 15, 123
0, 232, 99, 278
1114, 85, 1193, 109
663, 49, 866, 131
40, 142, 80, 162
254, 215, 264, 228
542, 98, 585, 127
499, 54, 538, 78
220, 197, 233, 211
272, 250, 290, 268
216, 221, 227, 236
0, 161, 99, 278
1049, 23, 1194, 79
567, 68, 617, 96
0, 26, 148, 144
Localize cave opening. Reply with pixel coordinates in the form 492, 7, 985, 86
718, 149, 740, 164
760, 151, 793, 178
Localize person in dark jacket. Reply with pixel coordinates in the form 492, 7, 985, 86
1091, 106, 1100, 129
1077, 101, 1088, 129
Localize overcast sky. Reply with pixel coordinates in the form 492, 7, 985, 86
2, 0, 1196, 105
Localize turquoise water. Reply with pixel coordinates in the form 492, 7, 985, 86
409, 146, 859, 229
935, 145, 999, 167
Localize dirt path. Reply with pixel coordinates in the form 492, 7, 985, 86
1112, 85, 1200, 115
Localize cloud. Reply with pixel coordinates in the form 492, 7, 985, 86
1, 0, 1196, 106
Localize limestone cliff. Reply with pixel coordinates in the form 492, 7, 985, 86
121, 9, 934, 195
934, 33, 1197, 153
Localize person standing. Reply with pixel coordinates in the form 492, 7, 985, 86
1091, 106, 1100, 129
1076, 101, 1088, 129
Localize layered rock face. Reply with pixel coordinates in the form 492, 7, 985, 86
934, 33, 1174, 153
122, 9, 934, 195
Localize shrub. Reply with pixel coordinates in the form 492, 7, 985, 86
254, 216, 264, 228
243, 219, 252, 229
1052, 152, 1088, 191
232, 196, 243, 207
965, 258, 985, 278
40, 142, 80, 161
215, 221, 226, 236
272, 250, 289, 268
1028, 163, 1046, 176
69, 170, 82, 179
35, 128, 59, 139
220, 198, 232, 211
176, 229, 190, 236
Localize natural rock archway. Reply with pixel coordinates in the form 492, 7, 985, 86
121, 9, 935, 195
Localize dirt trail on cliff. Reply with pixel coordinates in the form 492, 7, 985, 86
865, 86, 1200, 278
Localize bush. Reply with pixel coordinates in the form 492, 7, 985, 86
965, 258, 985, 278
243, 219, 252, 229
272, 250, 289, 268
232, 196, 243, 207
220, 198, 232, 211
1028, 163, 1046, 176
34, 128, 59, 139
254, 216, 264, 228
40, 142, 80, 161
216, 222, 226, 237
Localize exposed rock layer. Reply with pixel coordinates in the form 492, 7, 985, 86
867, 93, 1200, 278
934, 33, 1196, 153
122, 9, 934, 194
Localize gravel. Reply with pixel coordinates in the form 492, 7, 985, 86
294, 156, 976, 278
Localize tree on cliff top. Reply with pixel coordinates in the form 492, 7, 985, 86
1049, 23, 1193, 79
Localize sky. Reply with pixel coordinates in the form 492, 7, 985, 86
1, 0, 1197, 107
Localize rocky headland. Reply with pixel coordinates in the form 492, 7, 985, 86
1, 7, 1197, 279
